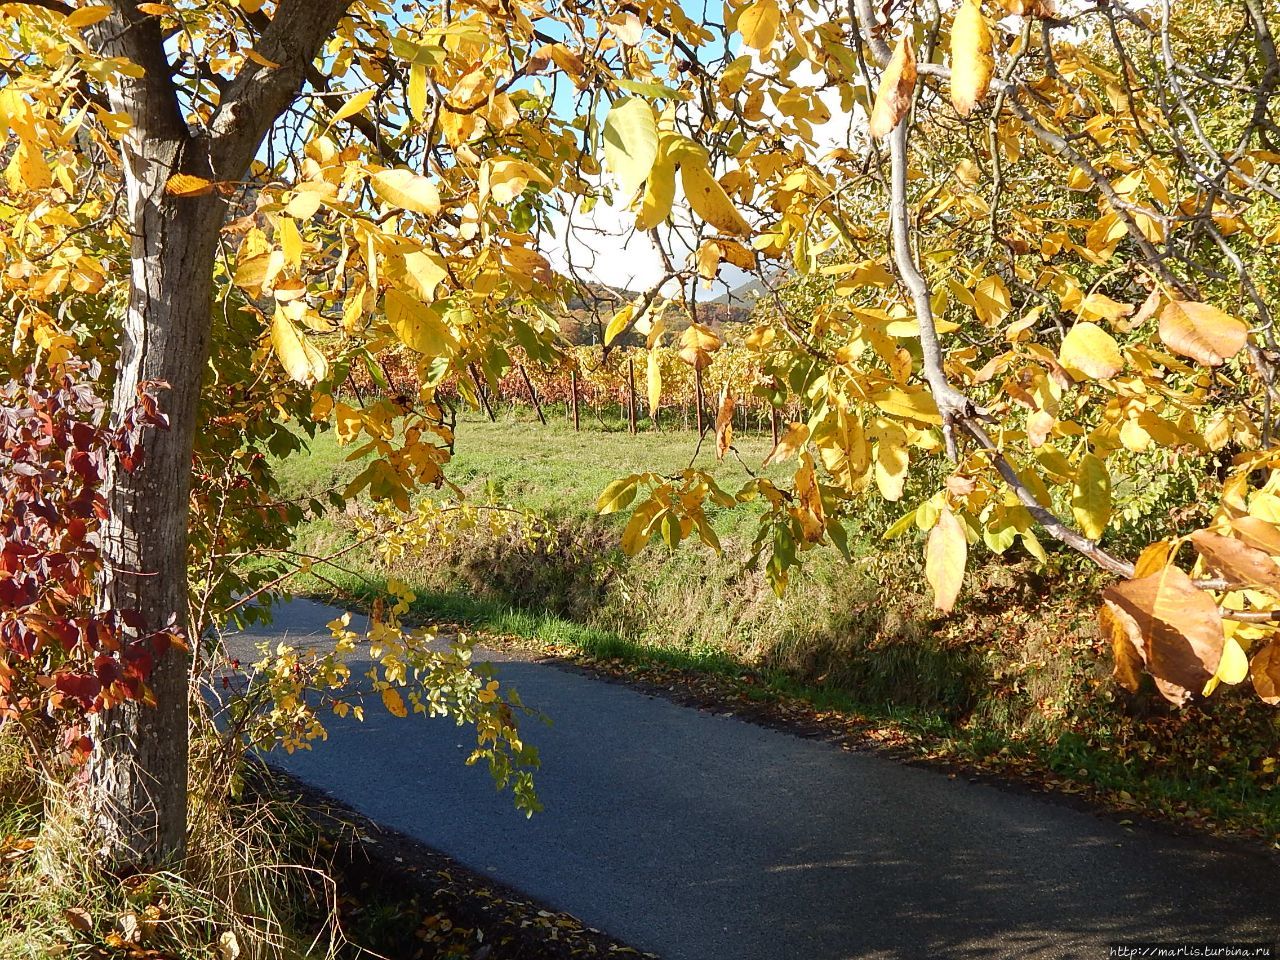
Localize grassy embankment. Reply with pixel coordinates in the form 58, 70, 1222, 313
273, 412, 1280, 843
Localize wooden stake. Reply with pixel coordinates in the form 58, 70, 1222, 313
627, 355, 637, 435
470, 364, 496, 422
570, 368, 580, 430
770, 405, 780, 446
695, 366, 705, 436
518, 364, 546, 425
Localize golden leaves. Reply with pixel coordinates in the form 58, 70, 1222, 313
370, 168, 441, 216
950, 0, 993, 117
384, 288, 455, 357
925, 507, 967, 613
604, 304, 636, 346
1158, 300, 1248, 367
271, 308, 328, 385
646, 348, 663, 412
680, 162, 751, 235
480, 158, 553, 206
764, 422, 809, 466
330, 88, 376, 125
738, 0, 781, 52
380, 686, 408, 718
678, 322, 721, 369
636, 141, 676, 230
794, 452, 825, 542
164, 174, 215, 197
1070, 453, 1110, 541
868, 35, 916, 140
1102, 565, 1224, 706
1058, 321, 1123, 380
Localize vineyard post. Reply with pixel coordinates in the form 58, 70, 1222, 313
627, 354, 637, 435
695, 366, 705, 436
518, 363, 547, 426
570, 368, 580, 431
770, 405, 779, 446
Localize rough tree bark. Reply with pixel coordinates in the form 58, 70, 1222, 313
84, 0, 356, 869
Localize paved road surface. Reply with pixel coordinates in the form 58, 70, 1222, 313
218, 598, 1280, 959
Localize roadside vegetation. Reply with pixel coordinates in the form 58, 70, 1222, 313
274, 413, 1280, 843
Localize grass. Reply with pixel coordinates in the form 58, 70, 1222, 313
268, 411, 1280, 843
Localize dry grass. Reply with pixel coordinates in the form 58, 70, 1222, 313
0, 722, 346, 960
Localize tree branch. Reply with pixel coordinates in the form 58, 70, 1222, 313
210, 0, 358, 177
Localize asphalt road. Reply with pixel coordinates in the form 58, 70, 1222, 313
219, 598, 1280, 960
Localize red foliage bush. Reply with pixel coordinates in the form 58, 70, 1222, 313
0, 360, 175, 756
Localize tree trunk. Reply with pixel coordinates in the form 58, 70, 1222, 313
88, 133, 224, 867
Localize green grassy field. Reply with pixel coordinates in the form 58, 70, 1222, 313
268, 411, 1280, 842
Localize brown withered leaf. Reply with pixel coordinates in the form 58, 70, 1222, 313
678, 322, 721, 370
1099, 600, 1145, 693
1190, 529, 1280, 594
1251, 640, 1280, 704
715, 387, 735, 460
1158, 300, 1248, 367
1102, 564, 1224, 706
868, 35, 917, 140
1229, 516, 1280, 557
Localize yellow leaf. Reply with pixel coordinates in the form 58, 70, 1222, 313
1071, 453, 1111, 540
950, 0, 993, 116
603, 97, 659, 197
680, 162, 751, 235
868, 35, 916, 140
244, 48, 281, 69
874, 424, 909, 501
597, 476, 639, 515
331, 88, 376, 125
385, 288, 454, 356
164, 173, 215, 197
604, 304, 636, 346
1158, 300, 1248, 367
1059, 321, 1123, 380
678, 322, 722, 369
764, 422, 810, 466
621, 499, 662, 556
271, 309, 328, 385
738, 0, 781, 51
482, 158, 553, 205
636, 143, 676, 230
380, 686, 407, 718
408, 64, 428, 123
925, 507, 967, 613
696, 240, 722, 280
278, 218, 302, 269
65, 6, 112, 28
1211, 636, 1250, 687
647, 347, 662, 411
370, 168, 441, 216
794, 452, 826, 542
1100, 602, 1144, 693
